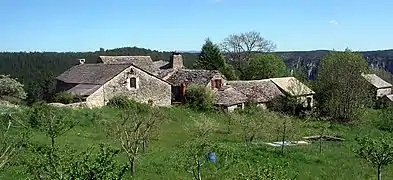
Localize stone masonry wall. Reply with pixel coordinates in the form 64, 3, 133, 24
86, 65, 172, 107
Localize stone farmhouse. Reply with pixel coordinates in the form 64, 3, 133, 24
55, 52, 315, 111
55, 59, 172, 108
214, 77, 315, 112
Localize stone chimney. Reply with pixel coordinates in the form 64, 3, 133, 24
79, 59, 86, 64
169, 52, 183, 69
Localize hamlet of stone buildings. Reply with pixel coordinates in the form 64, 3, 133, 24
54, 53, 393, 112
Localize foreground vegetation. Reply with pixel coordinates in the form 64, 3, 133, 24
1, 100, 393, 180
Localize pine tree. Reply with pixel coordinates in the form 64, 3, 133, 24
195, 38, 237, 80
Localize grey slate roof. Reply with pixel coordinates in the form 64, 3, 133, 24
153, 60, 170, 69
98, 56, 158, 74
226, 80, 284, 103
66, 84, 101, 96
362, 74, 392, 89
214, 86, 248, 106
56, 64, 130, 85
270, 77, 315, 96
165, 69, 221, 86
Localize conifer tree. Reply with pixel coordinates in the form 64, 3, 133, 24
195, 38, 237, 80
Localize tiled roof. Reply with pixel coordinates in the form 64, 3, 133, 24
56, 64, 130, 85
362, 74, 392, 89
165, 69, 222, 86
269, 77, 315, 96
226, 80, 284, 103
214, 86, 248, 106
66, 84, 101, 96
98, 56, 158, 74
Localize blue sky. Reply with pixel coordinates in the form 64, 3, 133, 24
1, 0, 392, 52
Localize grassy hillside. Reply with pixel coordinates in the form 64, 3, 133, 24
0, 103, 392, 180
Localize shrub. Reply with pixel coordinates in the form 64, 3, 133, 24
52, 92, 82, 104
107, 96, 150, 113
377, 106, 393, 132
184, 85, 214, 111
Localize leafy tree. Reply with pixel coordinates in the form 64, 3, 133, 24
243, 54, 287, 80
28, 103, 75, 148
315, 50, 371, 122
0, 75, 27, 100
179, 114, 218, 180
26, 144, 128, 180
114, 106, 164, 177
233, 107, 269, 144
0, 109, 29, 170
184, 85, 214, 112
220, 31, 276, 75
354, 136, 393, 180
195, 38, 237, 80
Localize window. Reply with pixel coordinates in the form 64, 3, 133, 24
130, 77, 137, 88
214, 79, 222, 89
126, 77, 138, 90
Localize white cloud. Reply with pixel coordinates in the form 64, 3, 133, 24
329, 20, 339, 25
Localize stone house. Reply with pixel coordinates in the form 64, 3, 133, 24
154, 52, 226, 103
214, 86, 248, 112
269, 77, 315, 108
219, 80, 284, 111
361, 73, 392, 100
55, 60, 171, 108
164, 69, 226, 103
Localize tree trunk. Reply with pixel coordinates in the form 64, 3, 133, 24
197, 159, 201, 180
319, 134, 322, 153
130, 157, 135, 177
51, 136, 55, 149
281, 121, 286, 155
378, 165, 381, 180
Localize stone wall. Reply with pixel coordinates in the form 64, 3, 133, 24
86, 65, 172, 107
376, 87, 391, 98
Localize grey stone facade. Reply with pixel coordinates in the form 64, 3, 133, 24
86, 65, 171, 107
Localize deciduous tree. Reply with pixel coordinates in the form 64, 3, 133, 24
315, 50, 371, 122
114, 106, 164, 177
179, 114, 218, 180
220, 31, 276, 76
0, 75, 27, 100
243, 54, 286, 80
354, 136, 393, 180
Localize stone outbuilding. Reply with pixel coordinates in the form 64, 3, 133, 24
269, 77, 315, 108
55, 61, 171, 108
362, 73, 392, 99
222, 80, 285, 111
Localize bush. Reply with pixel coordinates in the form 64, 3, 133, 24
377, 106, 393, 132
184, 85, 214, 111
107, 96, 150, 113
52, 92, 83, 104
